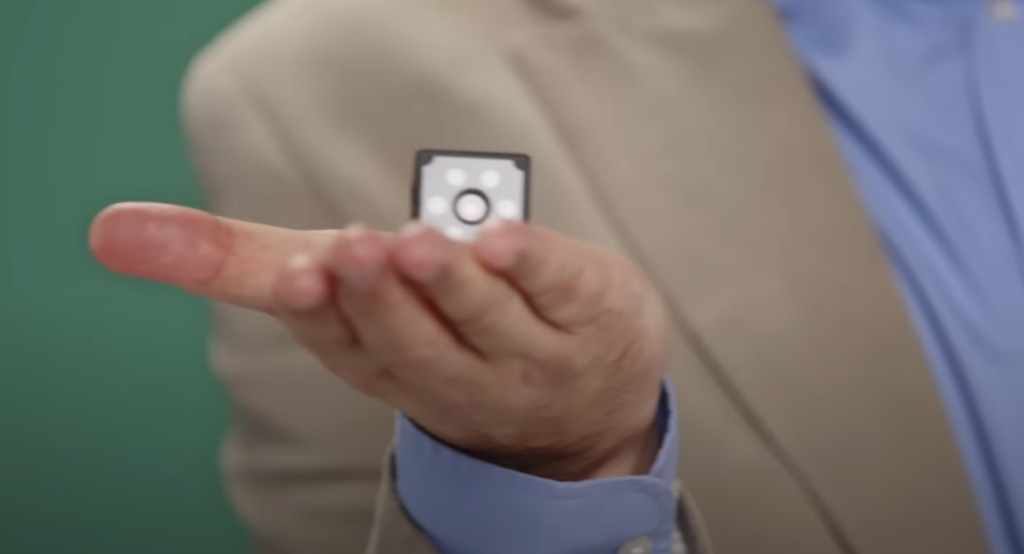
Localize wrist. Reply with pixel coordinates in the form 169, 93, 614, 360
453, 421, 660, 482
451, 391, 664, 482
410, 377, 667, 482
585, 420, 662, 479
394, 404, 680, 554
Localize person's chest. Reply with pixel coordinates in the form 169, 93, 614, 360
237, 0, 995, 550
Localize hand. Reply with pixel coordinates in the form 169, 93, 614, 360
90, 203, 670, 480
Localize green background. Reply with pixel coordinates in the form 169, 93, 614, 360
0, 1, 257, 551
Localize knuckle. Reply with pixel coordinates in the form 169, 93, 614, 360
536, 262, 594, 308
451, 290, 514, 333
543, 257, 635, 326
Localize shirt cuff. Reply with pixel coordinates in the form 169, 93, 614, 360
395, 383, 680, 554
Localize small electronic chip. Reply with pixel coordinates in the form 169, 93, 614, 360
412, 149, 530, 241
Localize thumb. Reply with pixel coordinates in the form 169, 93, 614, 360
89, 202, 334, 310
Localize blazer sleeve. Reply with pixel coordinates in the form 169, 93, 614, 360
363, 452, 441, 554
180, 47, 396, 553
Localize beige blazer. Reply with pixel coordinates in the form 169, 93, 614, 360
181, 0, 991, 552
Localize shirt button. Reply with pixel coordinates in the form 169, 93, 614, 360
991, 0, 1017, 21
618, 536, 653, 554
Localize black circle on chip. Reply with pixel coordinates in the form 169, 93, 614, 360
453, 189, 491, 225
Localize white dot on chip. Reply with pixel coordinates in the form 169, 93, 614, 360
445, 168, 466, 186
426, 196, 448, 215
497, 200, 519, 219
445, 226, 466, 240
480, 170, 502, 189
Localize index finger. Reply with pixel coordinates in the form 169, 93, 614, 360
89, 202, 335, 310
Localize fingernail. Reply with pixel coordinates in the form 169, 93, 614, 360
338, 226, 383, 291
402, 255, 441, 283
477, 219, 522, 270
289, 275, 326, 310
397, 225, 444, 283
347, 223, 370, 237
281, 254, 326, 310
480, 216, 505, 234
401, 221, 428, 237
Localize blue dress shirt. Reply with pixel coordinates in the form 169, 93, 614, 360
396, 1, 1024, 553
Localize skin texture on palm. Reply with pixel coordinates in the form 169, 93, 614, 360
89, 202, 667, 480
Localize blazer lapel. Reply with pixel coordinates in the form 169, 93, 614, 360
509, 0, 989, 552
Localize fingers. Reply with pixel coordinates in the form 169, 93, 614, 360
89, 202, 334, 310
328, 226, 477, 376
392, 223, 559, 355
474, 219, 628, 330
272, 253, 331, 311
269, 251, 402, 395
272, 252, 354, 346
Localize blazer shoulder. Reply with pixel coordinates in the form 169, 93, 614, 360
185, 0, 543, 87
